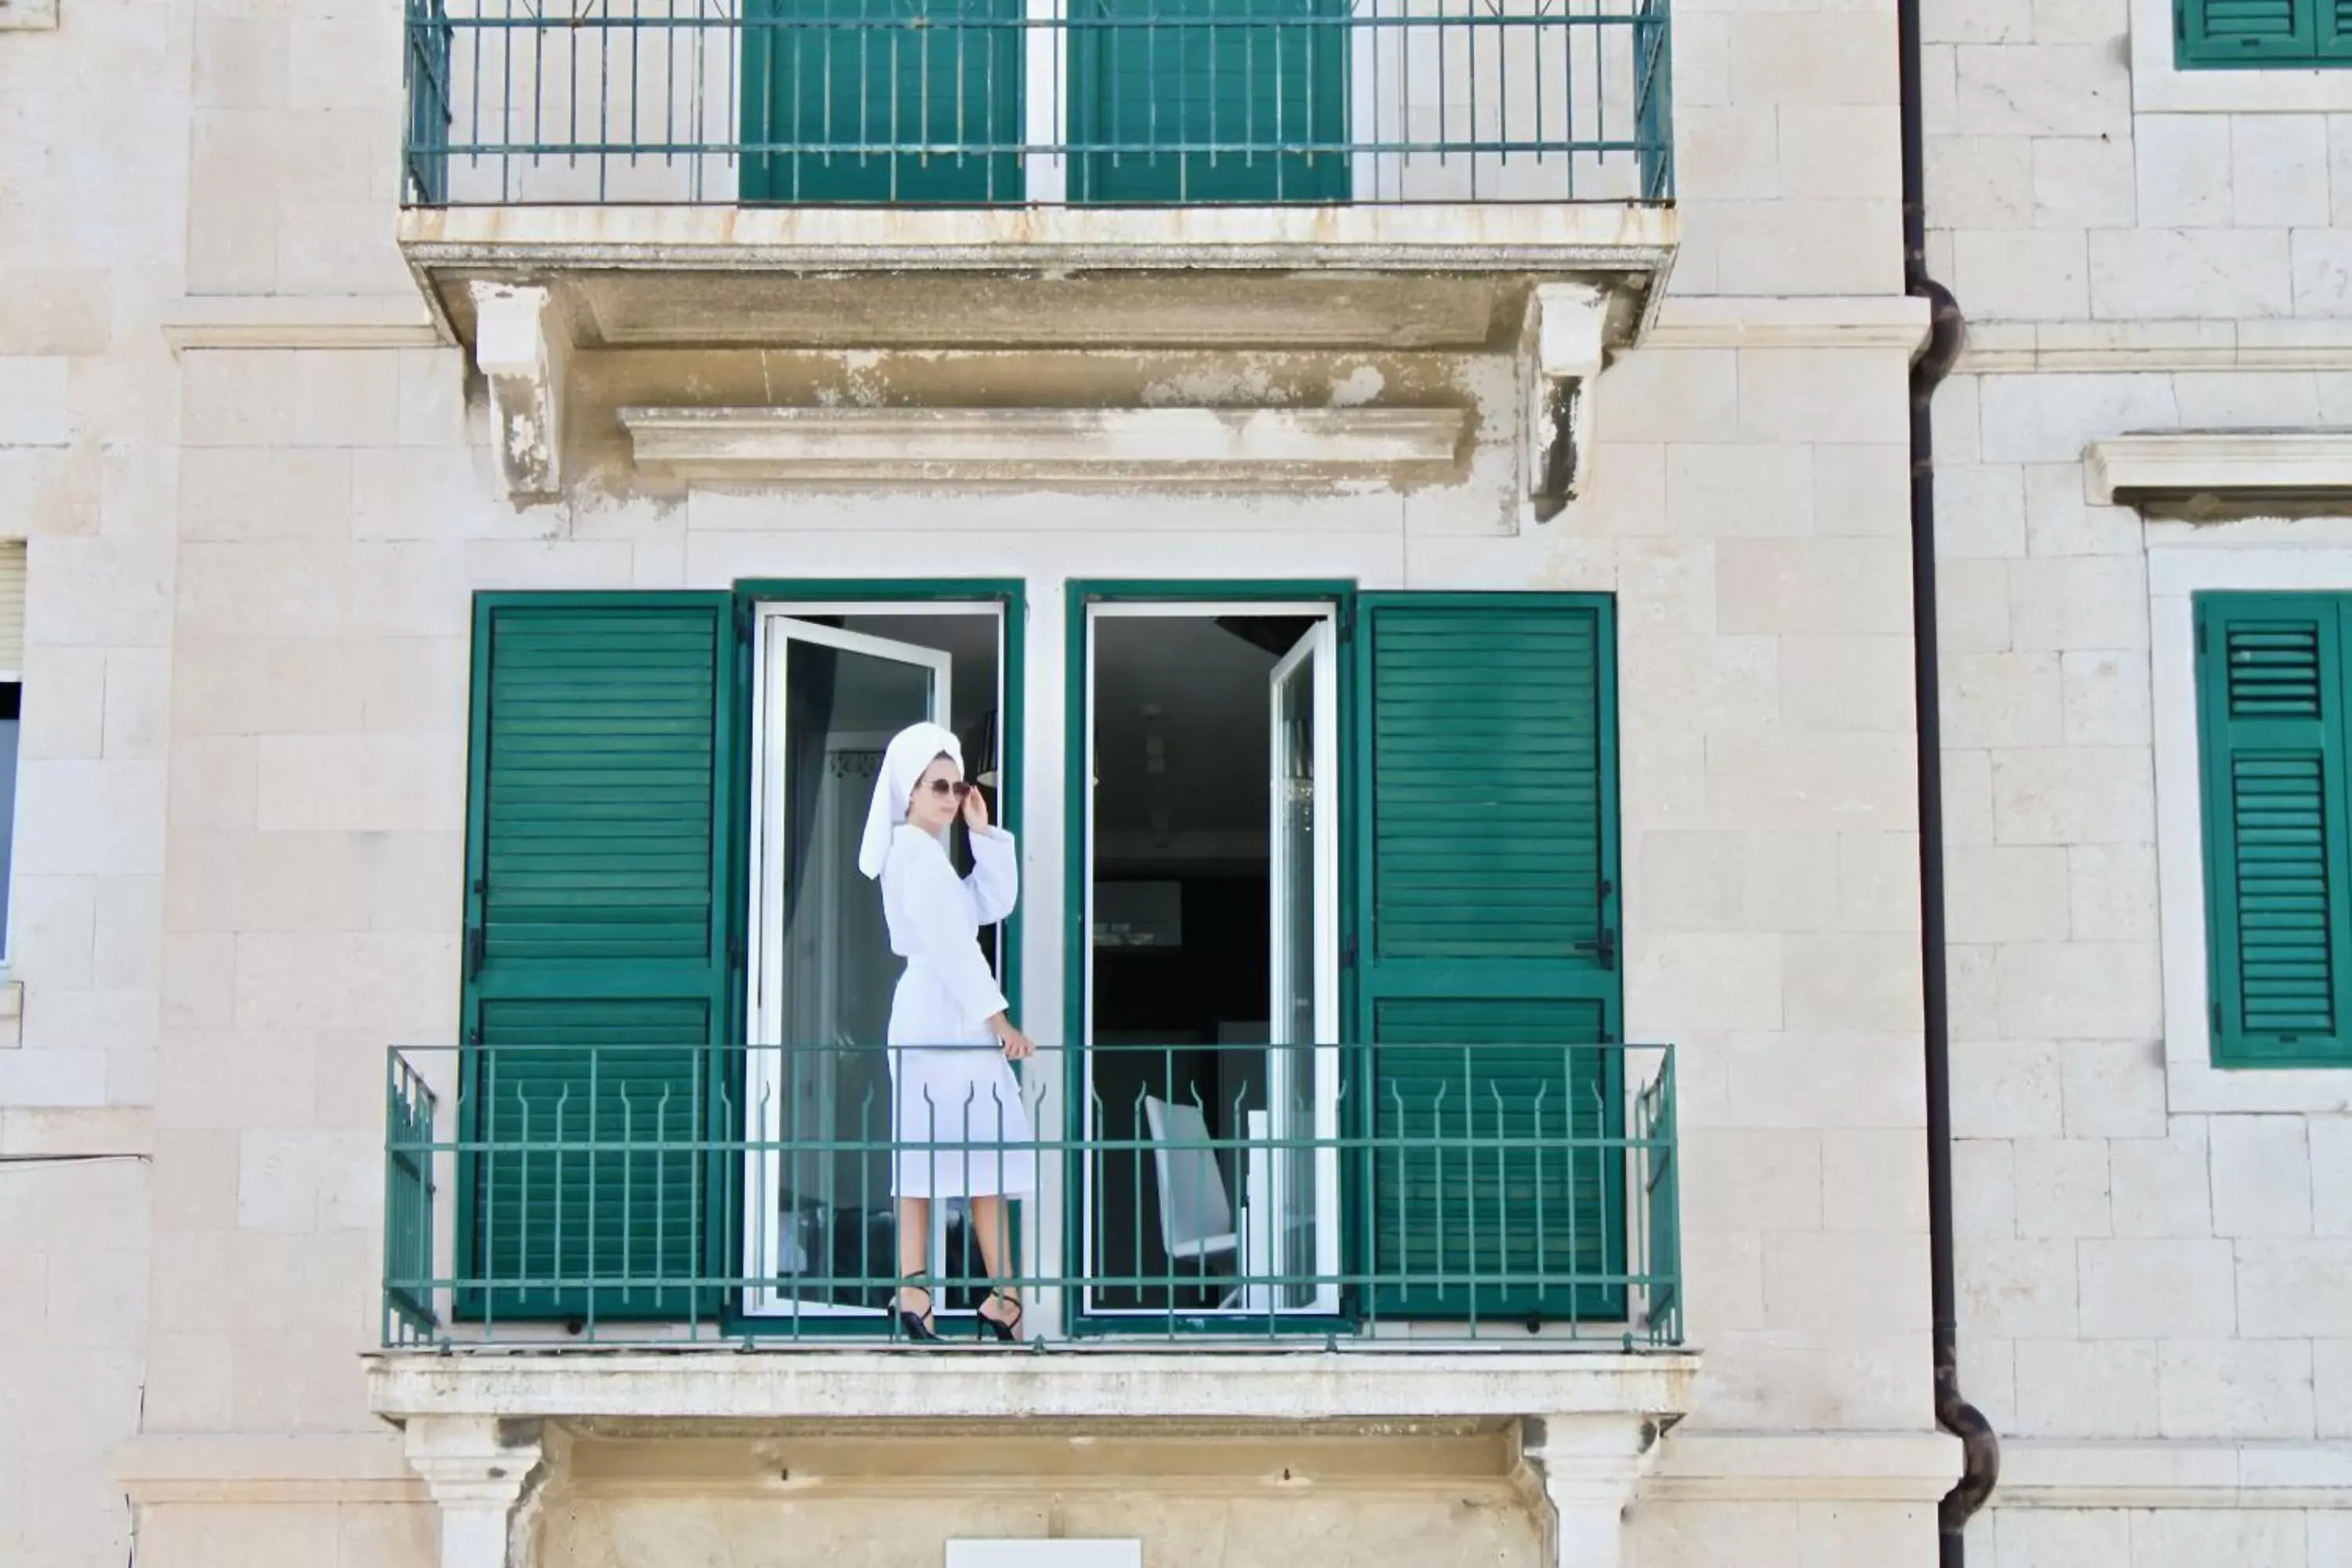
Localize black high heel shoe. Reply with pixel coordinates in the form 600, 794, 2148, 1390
895, 1277, 940, 1342
976, 1290, 1023, 1343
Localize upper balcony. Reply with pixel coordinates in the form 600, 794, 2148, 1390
397, 1, 1676, 501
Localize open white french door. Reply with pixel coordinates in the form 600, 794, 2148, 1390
1078, 601, 1341, 1319
1254, 621, 1341, 1315
743, 614, 952, 1320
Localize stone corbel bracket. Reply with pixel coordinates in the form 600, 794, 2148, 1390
404, 1416, 547, 1568
1522, 1411, 1672, 1568
1523, 282, 1609, 521
470, 282, 572, 502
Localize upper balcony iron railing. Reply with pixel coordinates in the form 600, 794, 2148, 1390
401, 0, 1673, 208
383, 1040, 1680, 1348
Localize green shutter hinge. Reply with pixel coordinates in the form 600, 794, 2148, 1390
2212, 1000, 2223, 1035
2196, 619, 2207, 655
1339, 597, 1357, 643
1342, 935, 1359, 969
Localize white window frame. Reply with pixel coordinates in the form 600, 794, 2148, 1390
0, 669, 15, 975
2131, 0, 2352, 114
2151, 522, 2352, 1112
0, 535, 23, 975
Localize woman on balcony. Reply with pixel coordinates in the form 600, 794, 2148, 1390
859, 720, 1038, 1343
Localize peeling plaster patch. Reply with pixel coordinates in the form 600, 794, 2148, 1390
1139, 358, 1280, 408
841, 350, 890, 408
1330, 365, 1387, 407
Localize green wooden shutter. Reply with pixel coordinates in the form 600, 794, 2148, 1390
741, 0, 1022, 203
1350, 595, 1624, 1321
2196, 595, 2352, 1069
2321, 0, 2352, 56
460, 594, 741, 1319
2178, 0, 2318, 66
1070, 0, 1348, 203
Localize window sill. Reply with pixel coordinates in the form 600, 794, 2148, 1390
0, 0, 58, 31
2161, 1054, 2352, 1115
2133, 0, 2352, 113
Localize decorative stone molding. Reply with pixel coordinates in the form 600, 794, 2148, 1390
404, 1417, 546, 1568
470, 283, 571, 501
1961, 319, 2352, 376
2088, 430, 2352, 509
159, 296, 441, 352
1993, 1437, 2352, 1512
1636, 1429, 1960, 1504
0, 0, 59, 31
117, 1434, 424, 1507
1642, 296, 1933, 355
1522, 282, 1607, 519
0, 1105, 154, 1158
1522, 1414, 1668, 1568
618, 406, 1469, 488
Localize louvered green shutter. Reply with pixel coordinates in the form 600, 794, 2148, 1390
2321, 0, 2352, 56
741, 0, 1023, 202
1351, 595, 1624, 1320
459, 595, 741, 1319
2177, 0, 2318, 66
2196, 595, 2352, 1069
1070, 0, 1348, 203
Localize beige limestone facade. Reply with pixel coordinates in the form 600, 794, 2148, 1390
1919, 0, 2352, 1563
2, 0, 2336, 1565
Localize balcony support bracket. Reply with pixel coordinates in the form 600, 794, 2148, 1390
1523, 281, 1608, 521
1523, 1412, 1668, 1568
471, 282, 571, 501
403, 1416, 546, 1568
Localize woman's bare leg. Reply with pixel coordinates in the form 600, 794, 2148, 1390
968, 1195, 1018, 1325
895, 1197, 932, 1320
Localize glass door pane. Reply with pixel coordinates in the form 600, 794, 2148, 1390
750, 619, 952, 1318
1259, 622, 1338, 1314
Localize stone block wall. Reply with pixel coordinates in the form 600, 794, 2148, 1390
1922, 0, 2352, 1559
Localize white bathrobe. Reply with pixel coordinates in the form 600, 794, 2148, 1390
877, 820, 1036, 1199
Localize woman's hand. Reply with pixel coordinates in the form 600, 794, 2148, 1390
962, 785, 991, 833
990, 1016, 1036, 1061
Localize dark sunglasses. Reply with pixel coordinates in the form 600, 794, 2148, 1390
922, 779, 975, 800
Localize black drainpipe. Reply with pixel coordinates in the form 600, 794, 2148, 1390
1897, 0, 2000, 1557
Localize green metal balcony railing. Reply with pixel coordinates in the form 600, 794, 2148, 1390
401, 0, 1673, 206
383, 1040, 1679, 1348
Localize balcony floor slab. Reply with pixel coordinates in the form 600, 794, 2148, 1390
365, 1347, 1701, 1427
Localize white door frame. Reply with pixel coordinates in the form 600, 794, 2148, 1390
1257, 618, 1341, 1315
1078, 600, 1341, 1318
742, 609, 956, 1320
